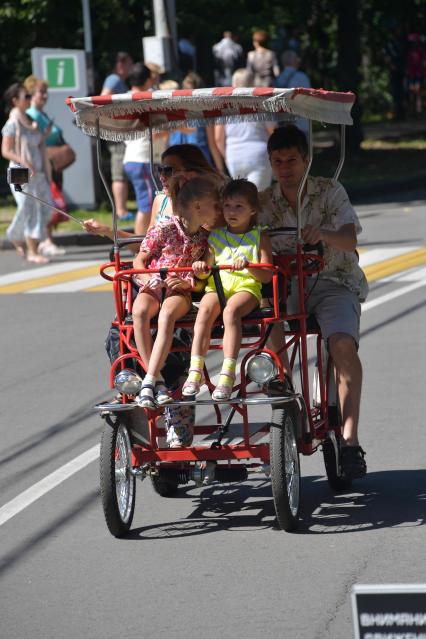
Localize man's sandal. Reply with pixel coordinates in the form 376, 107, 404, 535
340, 445, 367, 479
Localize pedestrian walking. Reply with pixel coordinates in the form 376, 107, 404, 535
275, 50, 311, 133
246, 30, 280, 87
101, 52, 134, 221
215, 68, 274, 190
212, 31, 244, 87
1, 83, 52, 263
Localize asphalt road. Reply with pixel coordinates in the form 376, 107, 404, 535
1, 192, 425, 639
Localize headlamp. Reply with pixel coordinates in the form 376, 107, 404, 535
246, 353, 277, 384
114, 369, 143, 395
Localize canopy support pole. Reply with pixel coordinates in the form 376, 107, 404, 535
296, 119, 313, 241
148, 122, 161, 192
333, 124, 346, 181
96, 119, 118, 252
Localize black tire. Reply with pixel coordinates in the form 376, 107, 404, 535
100, 419, 136, 537
151, 471, 179, 497
270, 407, 300, 531
322, 436, 352, 491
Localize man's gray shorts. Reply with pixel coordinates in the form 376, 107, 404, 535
108, 142, 126, 182
289, 279, 361, 346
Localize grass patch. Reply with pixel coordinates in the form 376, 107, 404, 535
0, 198, 136, 235
311, 145, 426, 189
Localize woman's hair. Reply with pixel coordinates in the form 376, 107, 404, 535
222, 178, 260, 212
175, 176, 220, 216
232, 68, 254, 88
163, 143, 215, 174
164, 144, 223, 210
23, 75, 48, 95
3, 83, 24, 111
182, 71, 204, 90
252, 30, 269, 46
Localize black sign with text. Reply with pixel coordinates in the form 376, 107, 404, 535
352, 586, 426, 639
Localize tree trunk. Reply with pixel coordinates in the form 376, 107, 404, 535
336, 0, 363, 151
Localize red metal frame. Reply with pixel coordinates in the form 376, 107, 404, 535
101, 246, 341, 467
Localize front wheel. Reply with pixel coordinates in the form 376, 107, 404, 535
270, 407, 300, 531
100, 419, 136, 537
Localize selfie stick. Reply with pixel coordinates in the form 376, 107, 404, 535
12, 184, 85, 228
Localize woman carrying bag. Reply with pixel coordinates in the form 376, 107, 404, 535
1, 83, 53, 264
25, 75, 76, 256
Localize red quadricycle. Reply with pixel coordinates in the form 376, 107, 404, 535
65, 86, 357, 536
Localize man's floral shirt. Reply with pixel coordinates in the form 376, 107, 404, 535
259, 177, 369, 301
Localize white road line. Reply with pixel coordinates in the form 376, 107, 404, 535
0, 260, 99, 286
379, 265, 426, 284
27, 275, 103, 293
1, 272, 425, 528
0, 445, 100, 527
358, 246, 420, 268
362, 278, 426, 312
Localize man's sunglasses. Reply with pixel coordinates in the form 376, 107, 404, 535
157, 165, 174, 178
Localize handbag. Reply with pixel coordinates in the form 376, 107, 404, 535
50, 181, 69, 226
46, 141, 76, 172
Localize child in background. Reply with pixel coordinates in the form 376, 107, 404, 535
183, 179, 273, 400
132, 176, 221, 413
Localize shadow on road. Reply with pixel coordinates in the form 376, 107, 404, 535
299, 469, 426, 534
127, 469, 425, 540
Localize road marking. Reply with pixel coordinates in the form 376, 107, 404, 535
362, 248, 426, 283
380, 265, 426, 283
1, 271, 425, 526
27, 275, 103, 294
0, 260, 99, 286
362, 278, 426, 312
0, 445, 100, 527
0, 264, 102, 294
358, 246, 420, 268
0, 246, 425, 294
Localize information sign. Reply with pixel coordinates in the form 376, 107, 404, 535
42, 54, 79, 91
352, 585, 426, 639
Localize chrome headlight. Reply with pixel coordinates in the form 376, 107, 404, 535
247, 353, 277, 384
114, 369, 143, 395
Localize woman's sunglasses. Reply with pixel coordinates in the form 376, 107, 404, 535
23, 93, 32, 100
157, 165, 174, 178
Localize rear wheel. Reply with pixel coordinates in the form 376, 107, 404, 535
151, 468, 179, 497
100, 419, 136, 537
270, 407, 300, 531
323, 435, 352, 490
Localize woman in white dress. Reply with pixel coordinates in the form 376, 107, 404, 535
215, 69, 274, 191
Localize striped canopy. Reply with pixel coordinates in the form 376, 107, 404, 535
66, 87, 355, 141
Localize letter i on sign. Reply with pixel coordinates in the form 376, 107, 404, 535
57, 61, 65, 86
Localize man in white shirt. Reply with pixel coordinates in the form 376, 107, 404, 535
123, 63, 155, 236
212, 31, 244, 87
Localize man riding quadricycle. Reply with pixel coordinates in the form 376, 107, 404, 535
62, 87, 367, 536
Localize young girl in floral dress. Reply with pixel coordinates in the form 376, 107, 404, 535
132, 176, 221, 411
